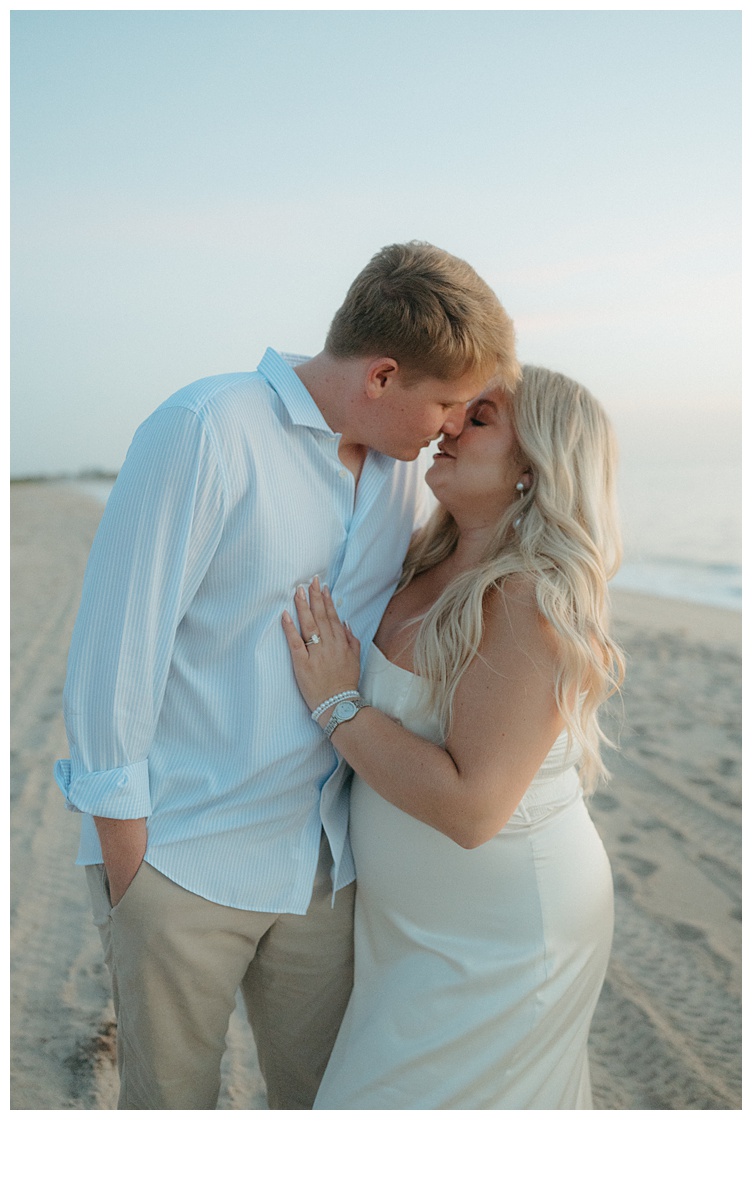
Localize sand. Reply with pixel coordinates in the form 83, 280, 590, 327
9, 481, 742, 1110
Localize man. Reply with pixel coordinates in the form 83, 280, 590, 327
55, 241, 519, 1109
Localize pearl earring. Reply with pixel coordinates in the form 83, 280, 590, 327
513, 481, 527, 529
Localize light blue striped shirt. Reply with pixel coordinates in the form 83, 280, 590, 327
55, 349, 430, 913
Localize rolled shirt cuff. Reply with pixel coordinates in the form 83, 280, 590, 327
55, 758, 152, 818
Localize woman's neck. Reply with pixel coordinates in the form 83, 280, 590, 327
443, 523, 496, 575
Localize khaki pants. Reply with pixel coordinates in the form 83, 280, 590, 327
86, 839, 355, 1110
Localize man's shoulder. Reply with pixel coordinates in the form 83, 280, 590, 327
158, 371, 271, 421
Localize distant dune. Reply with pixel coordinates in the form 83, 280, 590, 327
10, 470, 118, 484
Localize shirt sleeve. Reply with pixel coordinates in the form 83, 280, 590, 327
54, 403, 226, 819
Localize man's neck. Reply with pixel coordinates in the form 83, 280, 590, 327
293, 353, 346, 432
294, 353, 368, 484
337, 441, 368, 483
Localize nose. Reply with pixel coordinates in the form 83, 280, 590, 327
440, 406, 466, 438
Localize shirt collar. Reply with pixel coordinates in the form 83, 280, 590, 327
257, 347, 334, 434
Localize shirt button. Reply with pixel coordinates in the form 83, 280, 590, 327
338, 469, 347, 479
118, 774, 128, 787
336, 597, 344, 606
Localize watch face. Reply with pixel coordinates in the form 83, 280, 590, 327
334, 700, 358, 720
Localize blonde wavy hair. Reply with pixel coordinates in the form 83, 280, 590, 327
399, 364, 626, 794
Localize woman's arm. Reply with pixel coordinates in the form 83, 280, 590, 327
282, 577, 563, 849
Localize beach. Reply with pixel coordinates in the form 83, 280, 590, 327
10, 481, 742, 1110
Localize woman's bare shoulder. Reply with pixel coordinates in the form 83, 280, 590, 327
482, 574, 560, 664
485, 573, 540, 627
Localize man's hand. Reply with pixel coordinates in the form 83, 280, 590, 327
93, 816, 148, 907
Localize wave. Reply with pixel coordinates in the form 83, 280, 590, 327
612, 557, 741, 611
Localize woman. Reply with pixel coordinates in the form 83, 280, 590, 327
282, 365, 624, 1109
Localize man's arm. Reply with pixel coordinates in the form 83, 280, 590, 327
55, 403, 226, 884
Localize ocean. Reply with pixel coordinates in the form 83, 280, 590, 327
612, 448, 741, 612
70, 456, 742, 613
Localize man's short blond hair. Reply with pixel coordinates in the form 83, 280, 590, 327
325, 241, 520, 391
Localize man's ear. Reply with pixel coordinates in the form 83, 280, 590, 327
364, 358, 400, 400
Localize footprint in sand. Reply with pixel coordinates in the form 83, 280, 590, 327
715, 757, 739, 778
591, 793, 619, 812
672, 921, 705, 942
619, 854, 659, 879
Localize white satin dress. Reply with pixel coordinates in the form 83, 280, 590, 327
314, 644, 614, 1110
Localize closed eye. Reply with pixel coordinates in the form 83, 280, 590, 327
470, 418, 486, 427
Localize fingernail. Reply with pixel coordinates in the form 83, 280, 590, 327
297, 585, 305, 598
282, 610, 290, 622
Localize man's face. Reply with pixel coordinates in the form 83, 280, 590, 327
364, 370, 488, 461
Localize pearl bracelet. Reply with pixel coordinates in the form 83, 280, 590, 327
310, 690, 360, 723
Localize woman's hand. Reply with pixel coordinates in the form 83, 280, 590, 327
282, 577, 361, 721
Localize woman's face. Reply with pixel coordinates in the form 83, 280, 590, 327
425, 388, 529, 522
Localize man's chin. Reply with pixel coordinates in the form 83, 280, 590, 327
381, 442, 435, 462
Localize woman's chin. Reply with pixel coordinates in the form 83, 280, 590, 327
425, 457, 451, 479
424, 463, 448, 501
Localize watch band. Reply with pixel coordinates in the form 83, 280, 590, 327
323, 695, 370, 739
310, 690, 360, 723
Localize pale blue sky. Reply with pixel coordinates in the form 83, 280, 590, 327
11, 8, 741, 492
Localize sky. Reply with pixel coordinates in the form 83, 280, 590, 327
10, 6, 742, 558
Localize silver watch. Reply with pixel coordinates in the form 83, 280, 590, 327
323, 695, 370, 738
